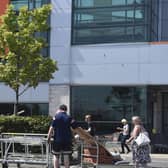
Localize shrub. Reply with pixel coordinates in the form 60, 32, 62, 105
0, 116, 52, 134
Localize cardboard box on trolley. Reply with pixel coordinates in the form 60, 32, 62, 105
73, 127, 122, 165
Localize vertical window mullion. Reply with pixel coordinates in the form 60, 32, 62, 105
147, 0, 150, 41
125, 0, 128, 40
133, 4, 136, 41
125, 9, 127, 40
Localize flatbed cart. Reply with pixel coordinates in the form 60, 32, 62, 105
0, 133, 52, 168
80, 139, 99, 168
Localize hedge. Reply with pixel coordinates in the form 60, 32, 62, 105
0, 116, 52, 134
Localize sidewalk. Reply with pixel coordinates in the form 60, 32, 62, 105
71, 153, 168, 168
0, 154, 167, 168
120, 153, 168, 168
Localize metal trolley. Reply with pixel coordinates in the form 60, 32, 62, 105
0, 133, 52, 168
80, 140, 99, 168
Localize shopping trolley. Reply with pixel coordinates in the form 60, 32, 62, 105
73, 128, 131, 168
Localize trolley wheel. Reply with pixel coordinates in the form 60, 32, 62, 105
17, 163, 21, 168
2, 162, 8, 168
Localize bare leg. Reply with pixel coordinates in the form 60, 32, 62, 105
64, 155, 70, 168
140, 163, 147, 168
135, 163, 140, 168
53, 155, 60, 168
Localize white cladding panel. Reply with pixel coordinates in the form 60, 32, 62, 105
0, 83, 49, 103
70, 44, 168, 85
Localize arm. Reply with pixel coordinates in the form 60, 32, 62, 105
47, 126, 54, 143
117, 127, 123, 131
70, 118, 79, 129
126, 125, 140, 143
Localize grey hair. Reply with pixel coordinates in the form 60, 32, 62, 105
132, 116, 142, 124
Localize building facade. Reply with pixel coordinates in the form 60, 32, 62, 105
0, 0, 168, 144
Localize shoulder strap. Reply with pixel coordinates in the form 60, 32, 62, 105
140, 125, 146, 133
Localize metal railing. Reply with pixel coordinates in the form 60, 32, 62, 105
0, 133, 52, 168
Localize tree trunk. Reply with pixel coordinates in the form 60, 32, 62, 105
14, 88, 19, 115
14, 51, 20, 115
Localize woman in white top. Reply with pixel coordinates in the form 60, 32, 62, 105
126, 116, 151, 168
117, 118, 130, 153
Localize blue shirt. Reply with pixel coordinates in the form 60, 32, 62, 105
51, 112, 77, 144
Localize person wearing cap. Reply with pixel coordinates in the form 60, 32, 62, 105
117, 118, 130, 154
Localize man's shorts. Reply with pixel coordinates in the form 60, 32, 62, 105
52, 142, 72, 155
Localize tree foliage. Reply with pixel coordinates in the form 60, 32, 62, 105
0, 4, 57, 114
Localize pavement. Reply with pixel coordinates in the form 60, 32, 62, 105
0, 154, 168, 168
120, 153, 168, 168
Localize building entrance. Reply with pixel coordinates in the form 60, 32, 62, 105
161, 92, 168, 135
149, 86, 168, 145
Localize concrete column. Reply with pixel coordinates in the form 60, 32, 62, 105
49, 85, 70, 116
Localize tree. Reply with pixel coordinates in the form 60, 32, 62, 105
0, 4, 57, 115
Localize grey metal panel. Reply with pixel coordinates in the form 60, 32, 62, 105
150, 0, 159, 41
161, 21, 168, 40
161, 1, 168, 20
160, 0, 168, 41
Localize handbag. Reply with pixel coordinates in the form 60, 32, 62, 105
135, 131, 150, 146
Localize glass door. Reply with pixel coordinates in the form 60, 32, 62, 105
162, 92, 168, 134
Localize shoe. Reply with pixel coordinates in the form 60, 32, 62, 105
120, 151, 125, 154
127, 150, 131, 154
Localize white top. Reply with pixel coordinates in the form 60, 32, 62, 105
123, 124, 129, 136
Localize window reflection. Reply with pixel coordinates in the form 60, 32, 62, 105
0, 103, 49, 116
112, 11, 126, 22
11, 0, 47, 10
127, 0, 135, 4
112, 0, 126, 6
71, 86, 147, 123
72, 0, 150, 44
10, 0, 50, 57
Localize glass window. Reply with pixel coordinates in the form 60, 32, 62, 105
136, 0, 145, 4
112, 11, 126, 22
127, 10, 134, 21
11, 0, 28, 10
0, 103, 49, 116
135, 9, 144, 20
112, 0, 126, 6
71, 86, 147, 133
75, 0, 94, 7
10, 0, 50, 57
72, 0, 151, 44
127, 0, 135, 5
11, 0, 48, 10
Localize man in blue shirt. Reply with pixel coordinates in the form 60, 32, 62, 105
47, 105, 78, 168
